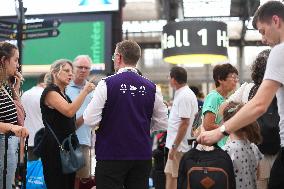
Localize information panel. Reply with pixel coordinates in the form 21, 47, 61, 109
0, 0, 119, 17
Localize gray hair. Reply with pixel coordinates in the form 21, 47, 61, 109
73, 55, 93, 65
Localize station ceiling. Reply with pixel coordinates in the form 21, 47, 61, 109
122, 0, 283, 44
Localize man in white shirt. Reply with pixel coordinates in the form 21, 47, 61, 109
165, 66, 198, 189
21, 73, 46, 160
197, 1, 284, 188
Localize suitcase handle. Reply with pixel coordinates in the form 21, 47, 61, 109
5, 131, 15, 137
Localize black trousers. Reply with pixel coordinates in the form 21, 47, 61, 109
27, 147, 39, 161
269, 147, 284, 189
96, 160, 152, 189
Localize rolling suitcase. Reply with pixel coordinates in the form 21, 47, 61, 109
2, 133, 11, 189
22, 136, 29, 189
2, 133, 28, 189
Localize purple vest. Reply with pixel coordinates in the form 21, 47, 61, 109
96, 71, 156, 160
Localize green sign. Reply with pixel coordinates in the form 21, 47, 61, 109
23, 20, 105, 66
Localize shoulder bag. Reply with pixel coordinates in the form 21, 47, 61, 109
45, 121, 85, 174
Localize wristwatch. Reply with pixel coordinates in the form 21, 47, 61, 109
172, 143, 178, 149
220, 124, 230, 136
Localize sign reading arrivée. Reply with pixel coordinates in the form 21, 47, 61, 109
161, 21, 228, 64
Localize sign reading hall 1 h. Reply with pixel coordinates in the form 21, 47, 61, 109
162, 21, 228, 64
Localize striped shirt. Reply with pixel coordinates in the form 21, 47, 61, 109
0, 84, 18, 125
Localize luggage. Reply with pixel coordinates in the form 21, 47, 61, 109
22, 136, 29, 189
152, 131, 168, 189
177, 143, 236, 189
3, 133, 28, 189
3, 133, 10, 189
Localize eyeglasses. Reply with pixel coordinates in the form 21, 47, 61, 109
76, 66, 91, 70
112, 53, 120, 61
227, 74, 239, 81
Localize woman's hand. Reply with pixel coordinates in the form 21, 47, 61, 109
13, 71, 24, 93
10, 125, 29, 138
82, 78, 96, 94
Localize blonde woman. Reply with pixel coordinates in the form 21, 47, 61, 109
0, 41, 29, 189
40, 59, 94, 189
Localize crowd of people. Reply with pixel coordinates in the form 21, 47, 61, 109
0, 1, 284, 189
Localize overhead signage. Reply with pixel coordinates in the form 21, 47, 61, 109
0, 20, 17, 30
162, 21, 229, 64
0, 0, 119, 17
22, 29, 59, 40
0, 28, 59, 40
0, 29, 16, 39
22, 19, 61, 30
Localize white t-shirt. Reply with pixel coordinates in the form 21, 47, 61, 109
21, 86, 45, 146
166, 86, 198, 152
228, 82, 254, 104
264, 43, 284, 147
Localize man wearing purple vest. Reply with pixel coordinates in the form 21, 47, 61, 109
83, 40, 168, 189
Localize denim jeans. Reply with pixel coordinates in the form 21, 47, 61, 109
0, 135, 19, 189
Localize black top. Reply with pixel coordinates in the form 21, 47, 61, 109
40, 84, 76, 141
0, 84, 17, 124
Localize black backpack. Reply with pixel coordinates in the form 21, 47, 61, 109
249, 85, 281, 155
178, 145, 236, 189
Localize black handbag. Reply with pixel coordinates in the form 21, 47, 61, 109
45, 122, 85, 174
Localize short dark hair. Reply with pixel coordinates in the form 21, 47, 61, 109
116, 40, 141, 66
252, 1, 284, 29
251, 49, 270, 85
213, 63, 238, 87
170, 66, 187, 84
189, 86, 200, 96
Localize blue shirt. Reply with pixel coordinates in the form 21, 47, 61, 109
66, 80, 93, 146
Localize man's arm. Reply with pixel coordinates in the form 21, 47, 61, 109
83, 80, 107, 127
169, 118, 189, 160
75, 115, 84, 128
150, 89, 168, 132
197, 80, 280, 145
